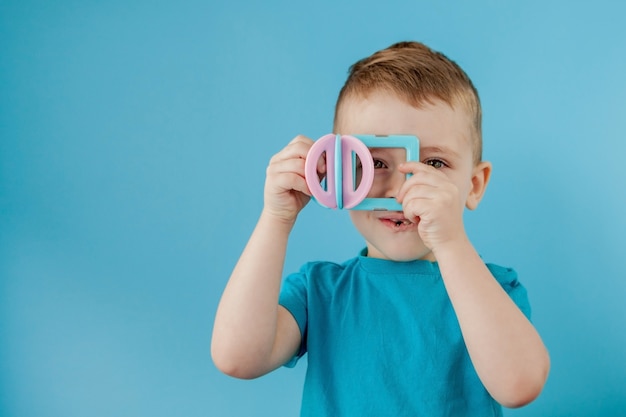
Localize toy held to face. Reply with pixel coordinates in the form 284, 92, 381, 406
304, 134, 419, 211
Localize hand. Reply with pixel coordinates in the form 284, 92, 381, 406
396, 162, 467, 252
263, 135, 317, 223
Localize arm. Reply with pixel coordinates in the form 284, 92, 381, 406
434, 240, 549, 408
211, 136, 314, 379
398, 161, 550, 408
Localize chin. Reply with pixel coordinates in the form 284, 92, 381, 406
370, 245, 434, 262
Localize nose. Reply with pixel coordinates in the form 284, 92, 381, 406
383, 170, 406, 199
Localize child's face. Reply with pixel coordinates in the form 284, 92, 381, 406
336, 91, 479, 261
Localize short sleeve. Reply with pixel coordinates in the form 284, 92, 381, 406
487, 264, 532, 320
278, 266, 309, 367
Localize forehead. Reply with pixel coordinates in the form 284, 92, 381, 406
335, 91, 474, 156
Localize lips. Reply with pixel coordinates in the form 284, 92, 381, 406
378, 214, 417, 231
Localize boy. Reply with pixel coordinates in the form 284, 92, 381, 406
212, 41, 550, 416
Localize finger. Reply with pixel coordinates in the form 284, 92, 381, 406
266, 157, 316, 198
402, 191, 451, 223
316, 152, 327, 176
270, 144, 309, 165
270, 172, 312, 197
289, 134, 314, 145
398, 161, 448, 177
397, 175, 441, 202
267, 157, 306, 177
398, 188, 437, 212
396, 164, 450, 201
397, 161, 422, 174
400, 180, 458, 207
270, 136, 314, 163
401, 185, 458, 220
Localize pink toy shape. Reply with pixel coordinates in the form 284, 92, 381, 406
305, 134, 374, 209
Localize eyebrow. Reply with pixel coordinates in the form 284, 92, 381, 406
420, 146, 461, 159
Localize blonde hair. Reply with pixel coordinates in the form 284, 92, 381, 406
334, 41, 483, 163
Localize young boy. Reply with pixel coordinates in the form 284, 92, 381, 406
212, 41, 550, 416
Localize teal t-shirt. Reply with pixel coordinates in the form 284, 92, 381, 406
279, 252, 530, 417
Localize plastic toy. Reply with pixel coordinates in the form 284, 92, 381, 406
304, 134, 419, 210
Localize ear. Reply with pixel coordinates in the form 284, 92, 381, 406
465, 161, 492, 210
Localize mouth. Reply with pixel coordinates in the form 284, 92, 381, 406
379, 214, 417, 231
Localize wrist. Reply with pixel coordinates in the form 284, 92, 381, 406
431, 234, 475, 264
259, 209, 298, 231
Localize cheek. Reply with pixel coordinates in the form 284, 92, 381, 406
446, 172, 473, 206
451, 164, 475, 195
349, 211, 364, 224
349, 211, 370, 232
368, 181, 386, 197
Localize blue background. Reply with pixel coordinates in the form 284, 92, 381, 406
1, 1, 625, 416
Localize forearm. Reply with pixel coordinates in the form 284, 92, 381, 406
434, 238, 550, 408
211, 211, 295, 377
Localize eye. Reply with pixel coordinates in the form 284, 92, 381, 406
373, 159, 388, 169
425, 159, 447, 169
